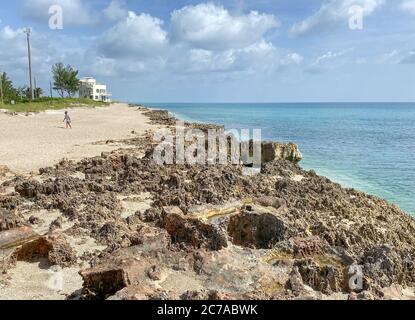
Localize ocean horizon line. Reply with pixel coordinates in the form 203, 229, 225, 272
135, 101, 415, 105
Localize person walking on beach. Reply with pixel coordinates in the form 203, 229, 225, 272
63, 111, 72, 129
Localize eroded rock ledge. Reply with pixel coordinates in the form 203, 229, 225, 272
0, 106, 414, 300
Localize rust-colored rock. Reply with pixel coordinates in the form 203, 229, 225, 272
80, 259, 147, 299
15, 233, 77, 268
0, 226, 39, 250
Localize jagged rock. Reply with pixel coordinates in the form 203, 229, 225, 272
241, 141, 302, 165
143, 110, 176, 126
47, 234, 77, 267
80, 259, 144, 299
15, 233, 77, 268
290, 236, 329, 258
28, 215, 41, 225
49, 217, 64, 232
252, 197, 286, 210
15, 180, 42, 198
227, 208, 288, 249
360, 245, 415, 289
286, 267, 305, 296
138, 208, 161, 223
147, 265, 162, 281
261, 142, 302, 164
294, 258, 347, 294
4, 108, 415, 300
161, 206, 228, 251
0, 209, 24, 232
134, 225, 171, 251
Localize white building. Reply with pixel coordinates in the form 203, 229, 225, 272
79, 77, 112, 102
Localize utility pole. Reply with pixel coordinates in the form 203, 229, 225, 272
50, 81, 53, 98
34, 76, 37, 99
0, 70, 3, 105
24, 28, 34, 101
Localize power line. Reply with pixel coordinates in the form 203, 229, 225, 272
24, 28, 34, 101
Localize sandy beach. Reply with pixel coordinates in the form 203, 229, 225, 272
0, 103, 154, 174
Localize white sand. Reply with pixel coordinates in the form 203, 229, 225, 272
0, 103, 153, 174
0, 103, 159, 300
0, 259, 83, 300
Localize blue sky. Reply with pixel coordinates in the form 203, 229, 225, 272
0, 0, 415, 102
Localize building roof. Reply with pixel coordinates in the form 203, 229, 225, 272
79, 77, 107, 86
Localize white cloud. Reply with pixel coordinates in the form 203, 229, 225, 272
187, 49, 236, 73
99, 11, 168, 59
377, 50, 401, 64
0, 25, 24, 41
170, 2, 279, 51
2, 3, 304, 91
281, 53, 304, 65
0, 25, 62, 84
400, 1, 415, 15
103, 0, 129, 21
177, 40, 301, 74
21, 0, 97, 26
289, 0, 384, 36
307, 48, 353, 71
0, 26, 27, 64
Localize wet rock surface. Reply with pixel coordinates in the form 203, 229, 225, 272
1, 107, 415, 300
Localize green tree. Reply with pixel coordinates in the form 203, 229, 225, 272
64, 65, 80, 98
0, 72, 19, 103
16, 85, 43, 100
34, 87, 43, 99
52, 63, 67, 98
52, 63, 80, 98
17, 86, 30, 100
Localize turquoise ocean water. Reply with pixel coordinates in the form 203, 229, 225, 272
143, 103, 415, 215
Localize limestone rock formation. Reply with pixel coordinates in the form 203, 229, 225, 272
161, 206, 228, 251
227, 207, 288, 249
261, 142, 303, 164
1, 107, 415, 300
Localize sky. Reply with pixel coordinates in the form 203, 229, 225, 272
0, 0, 415, 102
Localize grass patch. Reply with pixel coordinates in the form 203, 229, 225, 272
0, 98, 109, 113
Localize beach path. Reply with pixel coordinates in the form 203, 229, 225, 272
0, 103, 153, 174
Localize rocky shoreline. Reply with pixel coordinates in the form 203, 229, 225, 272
1, 105, 415, 300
